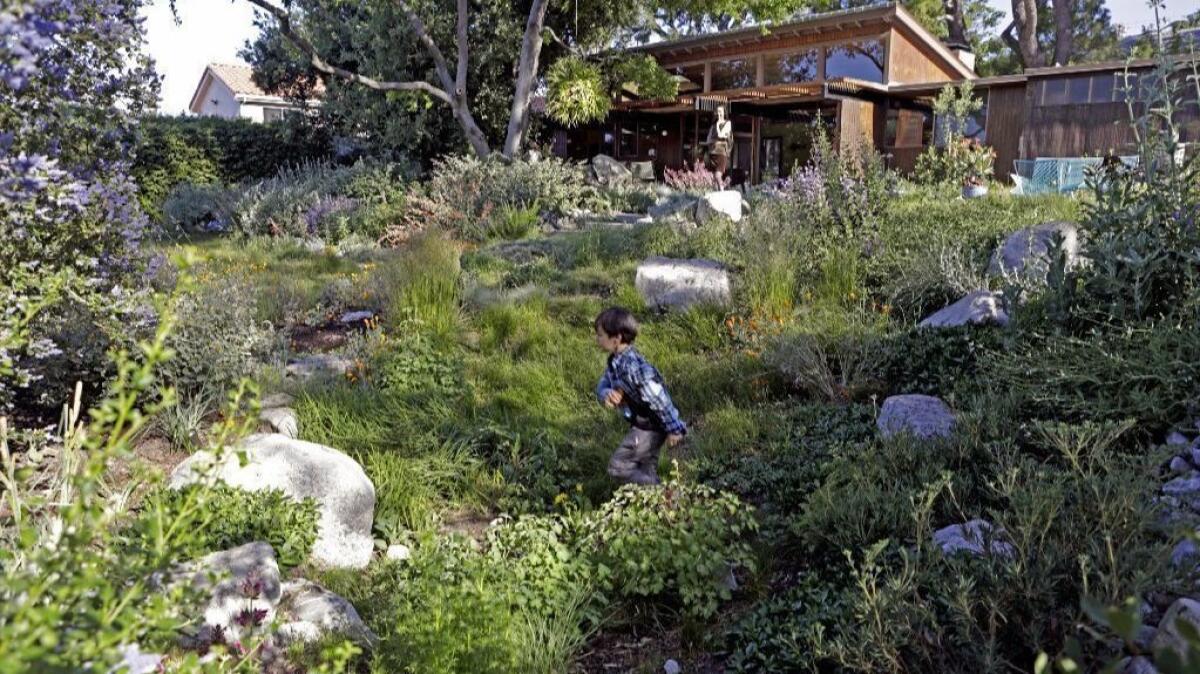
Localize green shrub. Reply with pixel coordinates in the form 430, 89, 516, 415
763, 303, 889, 403
880, 324, 1006, 399
135, 485, 320, 569
580, 478, 757, 618
160, 279, 282, 396
161, 181, 238, 234
724, 572, 850, 672
370, 234, 462, 337
488, 203, 541, 241
427, 155, 598, 239
132, 115, 332, 219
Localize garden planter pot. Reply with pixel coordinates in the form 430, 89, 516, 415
962, 184, 989, 199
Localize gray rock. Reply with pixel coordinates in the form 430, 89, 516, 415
1171, 456, 1194, 474
180, 541, 282, 633
260, 392, 295, 409
1153, 598, 1200, 664
694, 190, 743, 224
635, 257, 732, 310
285, 354, 355, 380
1191, 444, 1200, 468
260, 406, 299, 439
591, 154, 631, 185
918, 290, 1009, 329
649, 195, 698, 222
932, 519, 1016, 559
664, 659, 682, 674
877, 394, 956, 440
385, 544, 411, 562
110, 643, 163, 674
1169, 431, 1191, 446
1134, 625, 1158, 651
338, 310, 375, 325
629, 161, 656, 182
1164, 472, 1200, 497
987, 221, 1080, 285
277, 579, 379, 648
170, 434, 376, 569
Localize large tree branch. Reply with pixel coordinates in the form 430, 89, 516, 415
395, 0, 456, 96
241, 0, 451, 104
455, 0, 468, 97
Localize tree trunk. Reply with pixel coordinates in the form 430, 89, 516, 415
501, 0, 551, 159
1051, 0, 1074, 65
454, 102, 493, 159
1008, 0, 1042, 68
943, 0, 968, 47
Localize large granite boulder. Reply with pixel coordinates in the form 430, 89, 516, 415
987, 221, 1081, 285
933, 519, 1016, 559
877, 394, 956, 440
694, 190, 744, 224
629, 161, 656, 182
591, 154, 631, 185
170, 434, 376, 569
649, 194, 699, 223
635, 257, 732, 310
918, 290, 1009, 329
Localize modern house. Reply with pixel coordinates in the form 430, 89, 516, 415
553, 2, 1199, 184
188, 63, 322, 122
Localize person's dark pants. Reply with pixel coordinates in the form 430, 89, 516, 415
608, 427, 667, 486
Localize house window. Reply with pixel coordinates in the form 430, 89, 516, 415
262, 106, 289, 122
763, 49, 819, 85
618, 121, 637, 157
711, 58, 756, 90
1090, 73, 1116, 103
933, 91, 988, 146
671, 63, 706, 90
824, 40, 884, 83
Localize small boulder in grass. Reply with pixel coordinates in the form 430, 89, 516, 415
277, 579, 379, 649
877, 394, 956, 440
1116, 656, 1159, 674
1168, 431, 1190, 446
1171, 536, 1200, 568
1163, 472, 1200, 498
933, 519, 1016, 560
918, 290, 1009, 329
1170, 455, 1194, 474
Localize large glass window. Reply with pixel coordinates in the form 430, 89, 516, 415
710, 58, 756, 90
763, 49, 819, 85
1090, 73, 1116, 103
824, 40, 884, 83
933, 93, 988, 146
1035, 72, 1143, 106
672, 63, 705, 90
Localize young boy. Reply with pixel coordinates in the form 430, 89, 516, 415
594, 307, 687, 486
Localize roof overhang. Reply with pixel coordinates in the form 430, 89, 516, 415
613, 77, 887, 112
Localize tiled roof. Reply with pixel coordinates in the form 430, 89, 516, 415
208, 63, 268, 97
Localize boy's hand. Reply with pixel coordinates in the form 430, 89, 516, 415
604, 389, 624, 408
667, 433, 684, 447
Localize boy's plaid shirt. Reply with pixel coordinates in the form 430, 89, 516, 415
595, 347, 687, 435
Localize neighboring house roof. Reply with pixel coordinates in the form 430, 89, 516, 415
188, 63, 324, 114
627, 2, 976, 81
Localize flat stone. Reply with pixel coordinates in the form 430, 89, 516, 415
338, 310, 375, 325
277, 579, 379, 649
987, 221, 1080, 285
1169, 431, 1191, 446
591, 154, 631, 185
285, 354, 355, 380
918, 290, 1009, 329
877, 394, 956, 440
635, 257, 732, 310
648, 195, 698, 222
260, 406, 299, 439
171, 434, 376, 569
179, 541, 282, 636
111, 643, 163, 674
629, 161, 656, 182
933, 519, 1016, 560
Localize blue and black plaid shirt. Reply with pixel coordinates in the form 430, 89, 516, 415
596, 347, 687, 435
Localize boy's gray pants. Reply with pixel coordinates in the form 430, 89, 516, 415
608, 427, 667, 486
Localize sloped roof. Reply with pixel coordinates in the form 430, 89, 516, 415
188, 63, 325, 113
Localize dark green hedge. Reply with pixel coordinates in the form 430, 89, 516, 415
131, 115, 333, 220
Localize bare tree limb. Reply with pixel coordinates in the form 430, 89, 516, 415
241, 0, 452, 103
395, 0, 457, 95
455, 0, 468, 97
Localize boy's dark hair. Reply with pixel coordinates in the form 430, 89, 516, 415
594, 307, 639, 344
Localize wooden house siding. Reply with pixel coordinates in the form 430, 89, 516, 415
984, 84, 1026, 180
837, 99, 878, 152
886, 28, 962, 84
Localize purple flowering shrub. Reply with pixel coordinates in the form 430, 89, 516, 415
1, 0, 160, 413
664, 159, 726, 192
